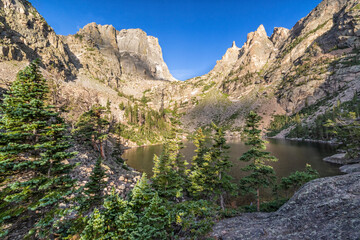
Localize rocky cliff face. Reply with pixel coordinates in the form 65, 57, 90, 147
211, 172, 360, 240
0, 0, 177, 132
0, 0, 78, 79
176, 0, 360, 131
210, 41, 240, 75
270, 27, 289, 49
62, 23, 176, 89
0, 0, 175, 86
209, 24, 277, 80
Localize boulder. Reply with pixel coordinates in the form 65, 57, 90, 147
340, 164, 360, 174
323, 153, 360, 165
211, 172, 360, 239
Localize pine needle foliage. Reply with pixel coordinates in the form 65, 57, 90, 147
188, 128, 210, 197
151, 137, 188, 201
0, 60, 76, 238
81, 174, 171, 240
81, 174, 216, 240
189, 124, 236, 209
74, 105, 110, 159
280, 164, 319, 197
239, 111, 278, 211
81, 158, 107, 211
209, 123, 236, 209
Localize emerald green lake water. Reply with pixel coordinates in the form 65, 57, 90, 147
123, 138, 341, 180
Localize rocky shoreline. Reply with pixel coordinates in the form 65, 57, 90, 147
211, 135, 360, 239
323, 153, 360, 165
268, 135, 339, 145
210, 171, 360, 239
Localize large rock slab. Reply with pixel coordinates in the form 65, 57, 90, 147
340, 164, 360, 174
210, 173, 360, 240
324, 153, 360, 165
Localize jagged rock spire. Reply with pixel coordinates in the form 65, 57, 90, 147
256, 24, 267, 37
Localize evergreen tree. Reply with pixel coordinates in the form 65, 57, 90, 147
189, 125, 236, 209
280, 164, 319, 197
119, 102, 125, 110
0, 60, 76, 238
81, 189, 131, 240
81, 158, 106, 211
325, 112, 360, 159
129, 174, 155, 211
81, 175, 171, 240
74, 105, 109, 159
151, 138, 188, 201
209, 123, 236, 210
188, 128, 211, 198
239, 111, 278, 211
138, 192, 170, 239
111, 138, 128, 170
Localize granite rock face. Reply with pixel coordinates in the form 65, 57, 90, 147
323, 153, 360, 165
210, 41, 240, 75
270, 27, 289, 49
341, 164, 360, 174
0, 0, 175, 85
210, 24, 276, 77
180, 0, 360, 131
211, 172, 360, 240
1, 0, 360, 140
0, 0, 78, 79
62, 23, 176, 88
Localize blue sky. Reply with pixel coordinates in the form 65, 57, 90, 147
31, 0, 321, 80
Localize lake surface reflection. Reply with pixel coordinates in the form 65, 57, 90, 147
123, 138, 341, 180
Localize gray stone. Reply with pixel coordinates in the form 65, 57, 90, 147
324, 153, 360, 165
340, 164, 360, 174
211, 173, 360, 240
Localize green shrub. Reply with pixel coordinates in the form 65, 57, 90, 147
81, 175, 216, 240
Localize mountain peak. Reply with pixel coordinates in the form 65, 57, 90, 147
72, 23, 176, 82
270, 27, 290, 48
231, 41, 239, 49
256, 24, 267, 37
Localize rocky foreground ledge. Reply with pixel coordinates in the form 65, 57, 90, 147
210, 172, 360, 240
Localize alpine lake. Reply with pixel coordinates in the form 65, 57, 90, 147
123, 138, 341, 181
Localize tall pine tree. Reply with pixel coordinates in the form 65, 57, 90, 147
74, 105, 110, 159
81, 158, 106, 211
188, 128, 210, 198
209, 123, 236, 210
239, 111, 278, 211
189, 125, 236, 209
0, 60, 76, 238
151, 138, 188, 201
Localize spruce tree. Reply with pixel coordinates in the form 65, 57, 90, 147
239, 111, 278, 211
81, 158, 106, 211
138, 192, 170, 239
188, 128, 210, 198
326, 116, 360, 159
280, 164, 319, 197
81, 189, 132, 239
189, 125, 235, 209
74, 105, 109, 159
81, 175, 171, 240
151, 139, 188, 201
209, 123, 236, 210
0, 60, 76, 238
111, 138, 128, 169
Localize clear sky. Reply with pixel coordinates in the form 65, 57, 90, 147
31, 0, 322, 80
